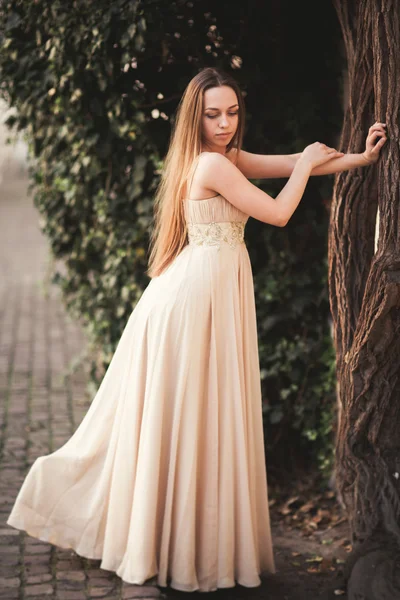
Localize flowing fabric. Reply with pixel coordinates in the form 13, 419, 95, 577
7, 160, 276, 592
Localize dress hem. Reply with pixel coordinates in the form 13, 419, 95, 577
7, 501, 274, 593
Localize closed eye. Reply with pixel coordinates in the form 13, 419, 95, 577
206, 112, 239, 119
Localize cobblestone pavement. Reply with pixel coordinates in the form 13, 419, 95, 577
0, 151, 347, 600
0, 155, 170, 600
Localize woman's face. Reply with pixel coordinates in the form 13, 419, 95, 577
201, 85, 239, 152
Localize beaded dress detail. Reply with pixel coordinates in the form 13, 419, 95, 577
187, 219, 245, 250
7, 153, 276, 593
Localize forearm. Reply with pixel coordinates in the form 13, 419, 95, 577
275, 156, 312, 224
310, 153, 370, 176
289, 152, 372, 176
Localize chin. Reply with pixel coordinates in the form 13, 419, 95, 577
215, 137, 230, 145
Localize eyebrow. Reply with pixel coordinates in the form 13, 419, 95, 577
204, 104, 239, 111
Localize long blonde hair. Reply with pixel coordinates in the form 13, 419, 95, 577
146, 67, 246, 279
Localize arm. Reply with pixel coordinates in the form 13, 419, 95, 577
230, 148, 301, 179
294, 151, 372, 175
231, 122, 387, 179
237, 151, 368, 177
199, 142, 338, 227
311, 122, 387, 174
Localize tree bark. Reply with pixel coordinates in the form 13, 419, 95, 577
329, 0, 400, 597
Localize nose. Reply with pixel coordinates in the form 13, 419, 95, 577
219, 114, 229, 128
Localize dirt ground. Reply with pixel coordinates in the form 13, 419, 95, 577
159, 487, 351, 600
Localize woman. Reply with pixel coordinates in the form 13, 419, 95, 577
7, 67, 386, 593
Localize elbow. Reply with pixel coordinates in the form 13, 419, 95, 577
277, 214, 288, 227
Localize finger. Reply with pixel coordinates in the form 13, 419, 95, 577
370, 124, 386, 133
368, 126, 386, 138
370, 122, 387, 129
324, 150, 343, 160
373, 135, 387, 146
368, 128, 386, 140
328, 151, 344, 159
368, 131, 385, 144
369, 137, 387, 158
376, 136, 387, 147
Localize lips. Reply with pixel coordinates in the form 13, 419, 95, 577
216, 132, 232, 136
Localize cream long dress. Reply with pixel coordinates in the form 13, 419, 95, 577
7, 154, 276, 592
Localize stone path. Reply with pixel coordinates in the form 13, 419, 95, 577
0, 132, 348, 600
0, 142, 166, 599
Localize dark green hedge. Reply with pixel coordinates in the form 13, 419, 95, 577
0, 0, 344, 480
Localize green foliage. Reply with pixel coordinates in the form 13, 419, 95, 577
0, 0, 344, 477
0, 0, 157, 377
255, 226, 338, 476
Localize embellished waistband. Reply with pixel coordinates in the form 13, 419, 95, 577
187, 221, 246, 250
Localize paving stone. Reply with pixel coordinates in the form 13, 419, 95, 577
0, 527, 20, 536
0, 555, 19, 566
57, 559, 85, 571
89, 587, 118, 598
0, 576, 20, 588
56, 592, 88, 600
0, 589, 20, 599
0, 565, 20, 578
121, 587, 164, 599
86, 571, 115, 581
87, 577, 116, 586
26, 573, 53, 584
24, 564, 51, 576
56, 570, 86, 582
24, 554, 51, 565
25, 545, 52, 555
24, 539, 49, 548
24, 582, 54, 596
0, 544, 19, 554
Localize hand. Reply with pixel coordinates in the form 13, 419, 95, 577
362, 121, 387, 164
299, 141, 344, 169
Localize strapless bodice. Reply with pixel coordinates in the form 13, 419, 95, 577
184, 195, 249, 251
184, 194, 249, 225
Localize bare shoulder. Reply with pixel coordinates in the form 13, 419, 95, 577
198, 150, 238, 172
196, 152, 240, 195
188, 152, 235, 199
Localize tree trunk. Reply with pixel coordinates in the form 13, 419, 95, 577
328, 0, 400, 597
